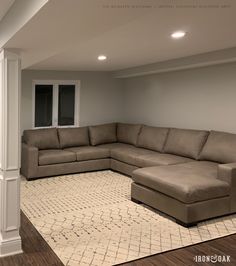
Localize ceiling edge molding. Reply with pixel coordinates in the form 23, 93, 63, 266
0, 0, 48, 48
112, 47, 236, 78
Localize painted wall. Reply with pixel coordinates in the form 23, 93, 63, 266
22, 63, 236, 135
21, 70, 124, 132
123, 62, 236, 133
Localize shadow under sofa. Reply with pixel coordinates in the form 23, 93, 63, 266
21, 123, 236, 227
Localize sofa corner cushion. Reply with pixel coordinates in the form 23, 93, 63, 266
164, 128, 209, 159
89, 123, 117, 146
38, 149, 76, 166
117, 123, 142, 146
111, 146, 155, 166
200, 130, 236, 163
58, 127, 89, 148
137, 125, 169, 152
23, 128, 60, 150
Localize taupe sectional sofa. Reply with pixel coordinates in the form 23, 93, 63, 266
21, 123, 236, 226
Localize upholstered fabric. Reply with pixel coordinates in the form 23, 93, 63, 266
137, 125, 169, 152
200, 131, 236, 163
23, 128, 60, 150
98, 142, 134, 150
131, 182, 230, 224
218, 163, 236, 184
89, 123, 117, 146
117, 123, 142, 146
132, 161, 229, 203
218, 163, 236, 212
135, 153, 193, 168
110, 159, 138, 176
65, 146, 110, 161
164, 128, 209, 159
111, 146, 156, 166
36, 159, 110, 179
39, 150, 76, 166
58, 127, 89, 148
21, 143, 39, 179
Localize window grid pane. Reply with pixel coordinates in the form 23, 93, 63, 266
58, 85, 75, 126
35, 85, 53, 127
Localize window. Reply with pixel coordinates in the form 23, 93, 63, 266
33, 80, 79, 128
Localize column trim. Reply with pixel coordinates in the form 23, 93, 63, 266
0, 49, 22, 257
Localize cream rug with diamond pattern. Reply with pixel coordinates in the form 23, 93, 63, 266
21, 170, 236, 266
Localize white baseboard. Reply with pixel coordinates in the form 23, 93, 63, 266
0, 237, 22, 257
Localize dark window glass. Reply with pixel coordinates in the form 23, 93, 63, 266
58, 85, 75, 126
35, 85, 53, 127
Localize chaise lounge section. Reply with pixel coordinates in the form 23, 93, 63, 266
21, 123, 236, 226
132, 129, 236, 226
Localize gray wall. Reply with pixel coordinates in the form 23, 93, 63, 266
123, 62, 236, 133
21, 70, 124, 132
22, 63, 236, 135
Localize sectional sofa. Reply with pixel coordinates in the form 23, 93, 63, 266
21, 123, 236, 226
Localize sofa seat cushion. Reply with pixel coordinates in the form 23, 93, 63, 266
135, 153, 193, 167
132, 161, 230, 204
111, 146, 156, 166
39, 150, 76, 166
98, 142, 135, 150
65, 146, 110, 161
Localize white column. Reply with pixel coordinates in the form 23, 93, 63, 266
0, 50, 22, 257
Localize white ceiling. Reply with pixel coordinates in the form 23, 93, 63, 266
3, 0, 236, 71
0, 0, 14, 21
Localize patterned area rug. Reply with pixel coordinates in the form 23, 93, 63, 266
21, 170, 236, 266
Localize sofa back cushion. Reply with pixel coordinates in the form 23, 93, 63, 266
200, 131, 236, 163
117, 123, 142, 146
89, 123, 117, 146
23, 128, 60, 150
164, 128, 209, 159
58, 127, 89, 148
137, 125, 169, 152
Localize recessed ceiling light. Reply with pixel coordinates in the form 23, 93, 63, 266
171, 31, 186, 39
98, 55, 107, 61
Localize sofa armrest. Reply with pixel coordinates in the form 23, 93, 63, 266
218, 163, 236, 186
21, 143, 38, 179
218, 163, 236, 212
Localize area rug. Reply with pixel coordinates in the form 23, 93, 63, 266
21, 170, 236, 266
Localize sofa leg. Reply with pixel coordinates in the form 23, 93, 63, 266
176, 219, 197, 228
131, 197, 142, 204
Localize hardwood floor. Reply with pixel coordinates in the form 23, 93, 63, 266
0, 212, 235, 266
119, 233, 236, 266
